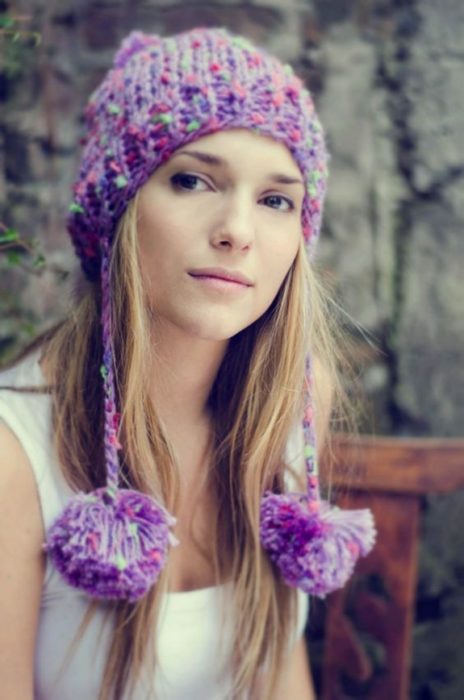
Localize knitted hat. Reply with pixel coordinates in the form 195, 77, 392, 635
67, 28, 327, 278
45, 27, 375, 601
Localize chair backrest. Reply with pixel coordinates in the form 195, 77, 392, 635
320, 436, 464, 700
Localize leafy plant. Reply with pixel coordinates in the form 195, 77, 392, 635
0, 8, 50, 362
0, 11, 41, 81
0, 222, 69, 362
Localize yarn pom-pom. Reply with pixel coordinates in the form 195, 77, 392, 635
260, 492, 376, 597
44, 488, 178, 602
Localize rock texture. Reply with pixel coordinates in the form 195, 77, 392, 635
1, 0, 463, 697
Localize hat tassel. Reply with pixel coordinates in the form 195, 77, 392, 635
44, 240, 178, 601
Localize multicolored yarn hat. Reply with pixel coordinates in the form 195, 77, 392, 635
44, 27, 376, 601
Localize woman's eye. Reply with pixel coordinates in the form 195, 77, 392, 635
170, 173, 209, 191
262, 194, 295, 212
170, 176, 294, 211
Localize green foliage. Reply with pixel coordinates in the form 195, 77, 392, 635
0, 224, 61, 273
0, 9, 49, 362
0, 227, 19, 243
0, 224, 69, 363
0, 10, 41, 82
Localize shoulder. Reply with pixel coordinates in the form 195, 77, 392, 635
0, 349, 72, 530
0, 420, 46, 695
0, 349, 48, 543
0, 420, 46, 543
0, 350, 51, 455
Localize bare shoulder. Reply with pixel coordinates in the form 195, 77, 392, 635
0, 419, 46, 543
0, 420, 46, 697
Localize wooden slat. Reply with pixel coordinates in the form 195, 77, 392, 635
322, 490, 420, 700
321, 436, 464, 700
321, 435, 464, 495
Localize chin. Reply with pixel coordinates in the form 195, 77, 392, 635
180, 315, 254, 341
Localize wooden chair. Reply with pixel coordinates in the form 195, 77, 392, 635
319, 435, 464, 700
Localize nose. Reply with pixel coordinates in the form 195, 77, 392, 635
210, 193, 255, 251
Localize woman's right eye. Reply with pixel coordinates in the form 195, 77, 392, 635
170, 173, 209, 191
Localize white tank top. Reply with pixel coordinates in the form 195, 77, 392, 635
0, 351, 309, 700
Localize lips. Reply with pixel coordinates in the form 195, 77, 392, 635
188, 267, 253, 286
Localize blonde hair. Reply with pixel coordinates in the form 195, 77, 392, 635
24, 190, 348, 699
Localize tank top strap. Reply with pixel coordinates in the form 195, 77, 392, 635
0, 351, 74, 534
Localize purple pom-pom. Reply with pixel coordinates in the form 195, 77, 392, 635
260, 492, 376, 597
44, 488, 178, 601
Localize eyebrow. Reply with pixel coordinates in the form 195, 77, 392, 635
172, 149, 305, 188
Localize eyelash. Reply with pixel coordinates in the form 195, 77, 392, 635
170, 172, 295, 212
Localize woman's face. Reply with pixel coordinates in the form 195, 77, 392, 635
136, 128, 305, 341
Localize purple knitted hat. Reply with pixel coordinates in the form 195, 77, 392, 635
67, 28, 327, 278
45, 27, 375, 601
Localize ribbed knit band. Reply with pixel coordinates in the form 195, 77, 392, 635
67, 27, 329, 280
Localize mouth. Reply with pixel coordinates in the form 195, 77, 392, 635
188, 267, 253, 287
188, 273, 251, 293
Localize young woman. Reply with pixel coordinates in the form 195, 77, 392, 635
0, 28, 375, 700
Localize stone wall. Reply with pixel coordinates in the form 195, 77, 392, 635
1, 0, 463, 697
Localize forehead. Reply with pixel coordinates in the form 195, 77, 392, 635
168, 128, 302, 176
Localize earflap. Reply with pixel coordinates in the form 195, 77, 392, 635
260, 353, 376, 597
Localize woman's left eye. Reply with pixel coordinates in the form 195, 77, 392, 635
261, 194, 295, 212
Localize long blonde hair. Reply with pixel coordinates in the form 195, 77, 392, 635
20, 189, 347, 699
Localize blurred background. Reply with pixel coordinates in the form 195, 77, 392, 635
1, 0, 463, 698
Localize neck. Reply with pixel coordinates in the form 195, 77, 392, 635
148, 318, 228, 437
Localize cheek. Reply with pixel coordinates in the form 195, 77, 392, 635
262, 228, 300, 290
137, 222, 172, 303
137, 200, 188, 274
